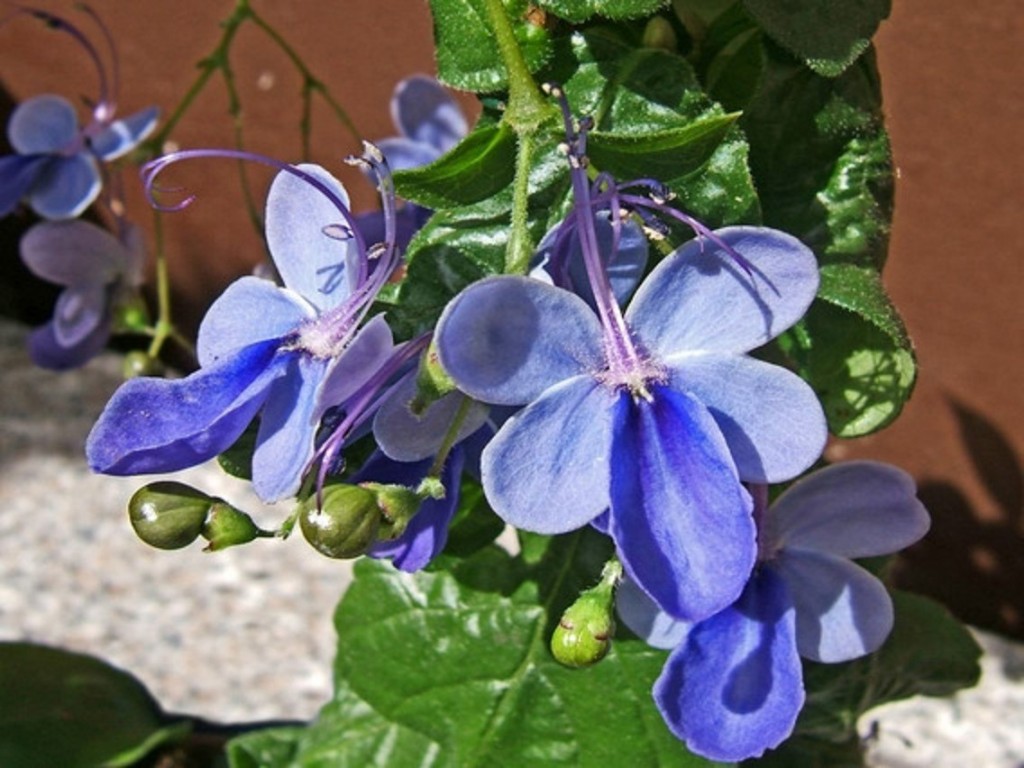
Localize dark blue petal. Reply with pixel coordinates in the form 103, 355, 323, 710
653, 569, 804, 762
28, 316, 110, 371
609, 384, 756, 621
251, 353, 329, 502
86, 339, 286, 475
53, 284, 107, 347
362, 448, 465, 572
391, 75, 466, 152
91, 106, 160, 160
0, 154, 46, 216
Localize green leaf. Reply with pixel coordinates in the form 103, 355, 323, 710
226, 727, 303, 768
0, 643, 189, 768
442, 477, 507, 558
742, 0, 890, 77
428, 0, 553, 92
393, 121, 518, 209
232, 532, 726, 767
536, 0, 668, 23
785, 590, 981, 749
782, 291, 916, 437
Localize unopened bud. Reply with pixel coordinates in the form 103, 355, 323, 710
409, 340, 456, 416
112, 294, 150, 334
122, 351, 164, 379
201, 502, 262, 551
642, 16, 677, 51
128, 481, 211, 550
551, 559, 622, 668
300, 484, 381, 559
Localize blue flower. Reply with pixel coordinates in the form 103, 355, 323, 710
354, 75, 467, 251
618, 461, 931, 761
20, 219, 145, 369
87, 159, 400, 502
0, 94, 158, 220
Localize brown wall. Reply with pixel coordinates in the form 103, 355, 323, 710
2, 2, 1021, 636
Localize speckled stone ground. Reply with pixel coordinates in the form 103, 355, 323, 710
1, 319, 1022, 764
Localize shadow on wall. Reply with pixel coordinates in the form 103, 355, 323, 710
892, 398, 1024, 640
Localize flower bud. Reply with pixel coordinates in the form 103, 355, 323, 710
300, 484, 381, 559
122, 351, 165, 379
409, 340, 456, 416
551, 590, 615, 668
360, 482, 423, 542
112, 294, 151, 334
201, 502, 262, 551
642, 16, 678, 51
128, 481, 211, 550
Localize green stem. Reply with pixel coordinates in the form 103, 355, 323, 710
480, 0, 549, 130
427, 395, 476, 479
506, 130, 537, 274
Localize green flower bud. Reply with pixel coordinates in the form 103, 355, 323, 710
551, 559, 622, 669
642, 16, 678, 51
409, 340, 456, 416
201, 502, 262, 551
360, 482, 423, 542
122, 351, 165, 379
300, 484, 381, 559
128, 481, 212, 550
112, 294, 151, 334
551, 591, 615, 668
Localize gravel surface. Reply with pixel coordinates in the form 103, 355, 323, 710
1, 319, 1022, 764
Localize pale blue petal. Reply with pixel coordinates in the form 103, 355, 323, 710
20, 220, 125, 285
264, 163, 357, 310
251, 353, 328, 502
481, 375, 614, 533
29, 154, 101, 219
91, 106, 160, 160
8, 95, 79, 154
666, 354, 827, 483
28, 316, 109, 371
765, 461, 931, 558
363, 448, 465, 572
373, 373, 489, 462
86, 340, 286, 475
392, 75, 466, 152
197, 276, 314, 366
615, 577, 691, 650
375, 137, 440, 173
773, 550, 894, 663
53, 283, 107, 346
626, 226, 819, 356
609, 384, 756, 621
653, 569, 804, 762
316, 314, 396, 416
0, 155, 46, 216
436, 276, 605, 405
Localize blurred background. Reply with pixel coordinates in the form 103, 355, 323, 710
1, 0, 1021, 642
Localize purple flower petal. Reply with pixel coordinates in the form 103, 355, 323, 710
0, 155, 47, 216
197, 276, 315, 366
375, 137, 441, 173
251, 353, 328, 502
609, 384, 756, 620
666, 354, 827, 483
20, 220, 126, 285
615, 577, 691, 650
653, 568, 804, 762
86, 339, 286, 475
626, 226, 819, 357
28, 317, 110, 371
373, 373, 490, 462
353, 205, 426, 253
8, 95, 79, 154
91, 105, 160, 160
53, 283, 107, 347
436, 276, 605, 405
765, 461, 931, 558
773, 549, 894, 663
391, 75, 466, 153
361, 448, 465, 572
481, 375, 614, 533
28, 153, 101, 219
264, 164, 357, 310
